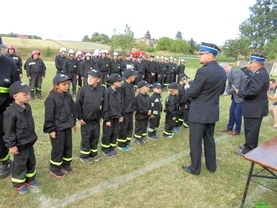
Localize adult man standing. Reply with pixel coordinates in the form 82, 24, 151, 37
234, 54, 269, 156
219, 62, 246, 136
182, 42, 226, 175
0, 37, 19, 178
267, 78, 277, 128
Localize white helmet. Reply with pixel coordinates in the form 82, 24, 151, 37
105, 49, 109, 54
85, 53, 91, 57
155, 56, 159, 59
94, 51, 99, 56
59, 47, 67, 53
100, 49, 106, 54
180, 59, 185, 62
169, 56, 174, 59
113, 51, 118, 56
68, 49, 75, 55
76, 51, 82, 56
94, 49, 100, 54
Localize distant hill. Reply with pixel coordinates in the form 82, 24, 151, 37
2, 37, 110, 52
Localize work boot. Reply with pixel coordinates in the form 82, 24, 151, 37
37, 91, 42, 99
30, 91, 34, 100
0, 159, 12, 179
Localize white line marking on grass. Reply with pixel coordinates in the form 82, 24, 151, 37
37, 133, 268, 207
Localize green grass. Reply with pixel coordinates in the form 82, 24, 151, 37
0, 61, 276, 208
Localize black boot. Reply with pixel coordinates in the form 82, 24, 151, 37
30, 91, 34, 100
37, 91, 42, 99
0, 159, 12, 179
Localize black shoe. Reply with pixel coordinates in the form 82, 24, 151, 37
181, 165, 199, 175
234, 151, 244, 156
239, 145, 244, 150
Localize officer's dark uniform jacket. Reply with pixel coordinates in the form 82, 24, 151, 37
4, 53, 23, 75
176, 64, 185, 75
158, 62, 167, 76
43, 91, 77, 133
0, 55, 19, 112
122, 59, 134, 71
147, 61, 156, 74
63, 58, 78, 79
76, 84, 104, 123
55, 54, 67, 73
26, 58, 46, 77
120, 81, 136, 114
102, 87, 123, 122
135, 93, 150, 120
164, 94, 179, 117
166, 62, 176, 75
150, 92, 162, 115
109, 59, 122, 75
3, 102, 37, 148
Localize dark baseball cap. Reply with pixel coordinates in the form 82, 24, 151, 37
169, 82, 178, 89
107, 73, 123, 83
123, 68, 139, 78
0, 36, 6, 48
87, 69, 102, 78
9, 81, 32, 96
152, 82, 162, 89
137, 80, 150, 89
53, 73, 71, 85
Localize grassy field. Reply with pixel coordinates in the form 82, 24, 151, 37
0, 60, 276, 208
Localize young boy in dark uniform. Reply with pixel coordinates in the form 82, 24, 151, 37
101, 73, 124, 157
3, 81, 38, 194
163, 82, 179, 139
76, 69, 104, 163
148, 82, 163, 140
133, 80, 151, 145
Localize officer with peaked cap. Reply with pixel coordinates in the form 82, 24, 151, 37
0, 36, 20, 178
182, 42, 226, 175
234, 54, 269, 156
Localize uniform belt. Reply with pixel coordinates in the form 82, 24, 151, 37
0, 87, 9, 93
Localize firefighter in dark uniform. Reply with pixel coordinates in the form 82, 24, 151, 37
96, 50, 110, 86
122, 53, 135, 72
76, 51, 83, 89
101, 74, 124, 157
117, 68, 138, 151
133, 80, 151, 145
0, 36, 20, 178
176, 59, 190, 82
76, 69, 104, 163
145, 55, 156, 86
157, 56, 167, 88
148, 82, 163, 139
55, 47, 67, 74
165, 57, 176, 85
109, 52, 123, 76
25, 50, 46, 99
134, 56, 145, 85
81, 53, 93, 85
63, 49, 79, 96
3, 81, 38, 193
5, 45, 23, 79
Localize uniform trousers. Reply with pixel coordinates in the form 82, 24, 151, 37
49, 128, 72, 172
101, 118, 119, 153
134, 118, 149, 139
100, 72, 108, 86
80, 122, 100, 158
188, 122, 217, 174
242, 117, 263, 153
30, 74, 43, 95
163, 114, 175, 135
0, 113, 9, 161
118, 113, 133, 147
148, 114, 160, 137
12, 145, 36, 188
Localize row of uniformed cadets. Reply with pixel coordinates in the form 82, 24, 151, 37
55, 47, 190, 92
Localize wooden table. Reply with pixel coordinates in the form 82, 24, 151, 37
240, 136, 277, 207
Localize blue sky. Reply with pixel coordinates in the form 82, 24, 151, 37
2, 0, 256, 45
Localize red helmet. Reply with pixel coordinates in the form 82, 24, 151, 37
7, 45, 16, 52
32, 50, 40, 56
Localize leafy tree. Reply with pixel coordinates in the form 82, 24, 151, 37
187, 38, 198, 54
145, 30, 151, 39
82, 35, 91, 42
170, 39, 190, 53
156, 37, 173, 51
239, 0, 277, 52
175, 31, 183, 40
120, 24, 135, 51
263, 38, 277, 59
44, 47, 52, 57
100, 33, 110, 44
91, 32, 102, 42
222, 38, 250, 61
